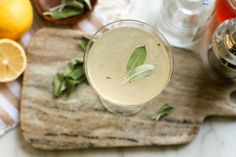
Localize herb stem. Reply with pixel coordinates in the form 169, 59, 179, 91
152, 104, 173, 121
43, 11, 52, 16
121, 79, 129, 84
49, 4, 66, 12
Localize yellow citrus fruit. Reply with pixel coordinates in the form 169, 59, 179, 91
0, 0, 33, 40
0, 39, 27, 82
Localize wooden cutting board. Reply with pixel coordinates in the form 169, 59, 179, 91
21, 28, 236, 150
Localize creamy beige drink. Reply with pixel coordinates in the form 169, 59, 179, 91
85, 27, 172, 106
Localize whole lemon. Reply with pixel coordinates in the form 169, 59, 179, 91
0, 0, 33, 40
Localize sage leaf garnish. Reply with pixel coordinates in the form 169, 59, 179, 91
70, 58, 84, 65
65, 75, 86, 96
123, 45, 155, 83
49, 4, 66, 12
62, 0, 84, 9
152, 104, 173, 121
53, 36, 93, 97
54, 73, 66, 97
106, 76, 112, 79
123, 64, 155, 84
43, 0, 92, 20
83, 0, 92, 10
65, 78, 79, 96
79, 36, 93, 52
62, 0, 74, 3
67, 67, 85, 80
53, 58, 86, 97
44, 7, 83, 20
127, 46, 147, 74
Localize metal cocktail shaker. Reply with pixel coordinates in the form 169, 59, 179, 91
208, 18, 236, 79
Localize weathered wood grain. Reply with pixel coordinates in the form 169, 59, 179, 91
21, 28, 236, 150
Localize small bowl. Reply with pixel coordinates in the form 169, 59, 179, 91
33, 0, 97, 25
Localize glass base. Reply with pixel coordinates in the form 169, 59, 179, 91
99, 97, 145, 116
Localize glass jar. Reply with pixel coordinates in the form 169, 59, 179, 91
157, 0, 215, 48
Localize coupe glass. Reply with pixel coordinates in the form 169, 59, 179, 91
84, 20, 173, 116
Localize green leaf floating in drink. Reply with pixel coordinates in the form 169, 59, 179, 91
127, 46, 147, 74
123, 46, 155, 83
123, 64, 155, 84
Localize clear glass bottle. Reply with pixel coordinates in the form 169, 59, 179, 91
208, 18, 236, 79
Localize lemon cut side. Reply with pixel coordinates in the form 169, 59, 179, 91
0, 39, 27, 82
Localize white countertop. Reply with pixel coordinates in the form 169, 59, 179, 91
1, 0, 236, 156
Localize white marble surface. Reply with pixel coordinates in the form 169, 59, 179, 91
1, 119, 236, 157
1, 0, 236, 156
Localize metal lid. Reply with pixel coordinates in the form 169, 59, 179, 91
213, 18, 236, 70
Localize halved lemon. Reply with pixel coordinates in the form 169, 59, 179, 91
0, 39, 27, 82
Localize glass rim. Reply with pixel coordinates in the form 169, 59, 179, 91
84, 19, 174, 106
